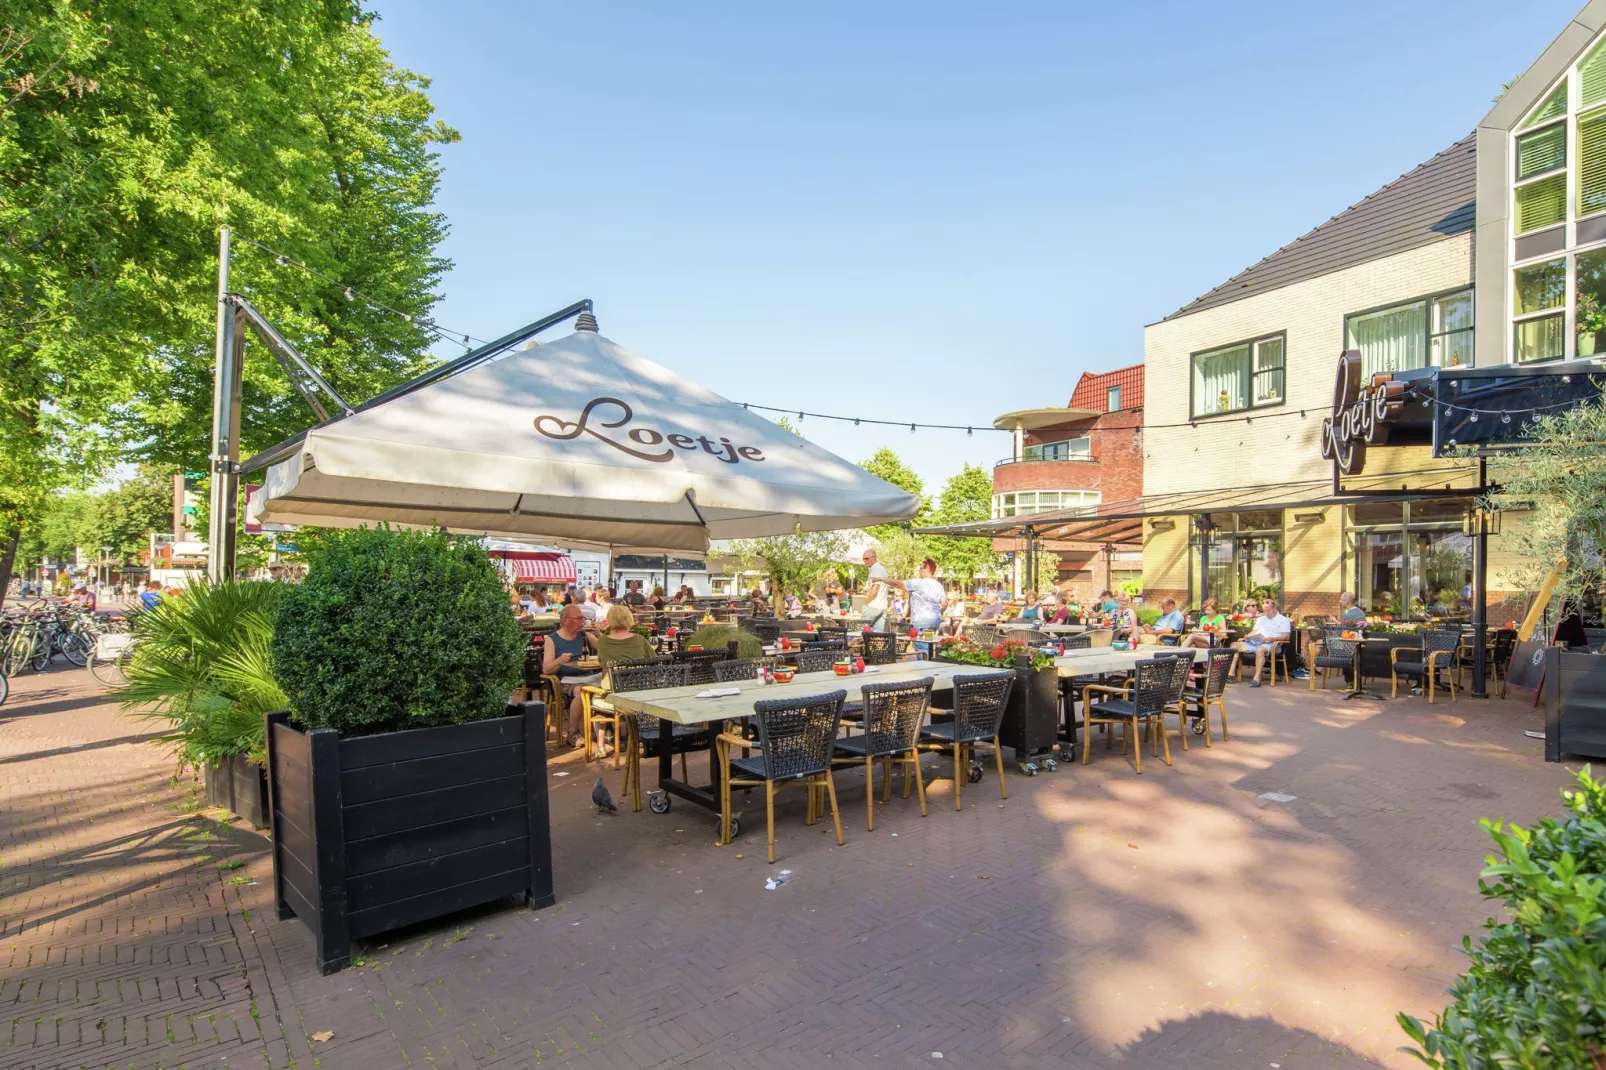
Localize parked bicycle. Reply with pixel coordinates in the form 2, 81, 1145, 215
87, 620, 137, 688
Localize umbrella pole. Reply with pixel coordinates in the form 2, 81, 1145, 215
207, 227, 241, 583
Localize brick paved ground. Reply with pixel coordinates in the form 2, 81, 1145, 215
0, 664, 1585, 1069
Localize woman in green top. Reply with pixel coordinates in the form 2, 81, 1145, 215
1183, 597, 1228, 648
595, 604, 656, 666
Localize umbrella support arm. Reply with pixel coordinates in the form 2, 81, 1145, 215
227, 294, 354, 421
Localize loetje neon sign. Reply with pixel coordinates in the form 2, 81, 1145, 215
533, 397, 766, 465
1320, 350, 1405, 476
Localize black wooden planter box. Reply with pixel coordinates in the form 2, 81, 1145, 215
1544, 647, 1606, 762
205, 754, 269, 829
999, 659, 1060, 763
1358, 634, 1423, 682
265, 701, 554, 974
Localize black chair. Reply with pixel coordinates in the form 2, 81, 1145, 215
860, 632, 900, 666
1062, 633, 1093, 650
750, 619, 782, 644
1013, 629, 1048, 645
801, 638, 847, 654
609, 662, 694, 811
674, 648, 732, 686
579, 655, 671, 762
1082, 658, 1175, 774
1180, 649, 1234, 745
715, 690, 847, 862
1309, 626, 1360, 692
713, 656, 778, 683
1491, 628, 1519, 698
1390, 629, 1460, 703
920, 670, 1014, 810
832, 677, 933, 830
970, 625, 1003, 648
792, 649, 839, 675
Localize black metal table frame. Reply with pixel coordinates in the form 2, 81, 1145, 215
1342, 638, 1384, 701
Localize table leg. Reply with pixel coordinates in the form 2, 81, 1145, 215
1342, 645, 1383, 701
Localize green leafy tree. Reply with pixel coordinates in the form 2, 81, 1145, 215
872, 528, 931, 584
1485, 387, 1606, 618
858, 447, 927, 541
0, 2, 458, 600
96, 466, 178, 560
728, 528, 849, 599
924, 464, 1004, 585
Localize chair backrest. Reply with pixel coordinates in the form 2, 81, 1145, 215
674, 648, 732, 685
801, 638, 847, 653
1491, 628, 1518, 662
950, 671, 1015, 742
857, 677, 934, 756
750, 620, 782, 642
751, 690, 847, 781
861, 632, 899, 665
1062, 633, 1092, 650
1201, 649, 1235, 698
609, 660, 689, 693
792, 649, 838, 674
1161, 654, 1193, 705
970, 625, 1002, 648
1013, 629, 1048, 645
1422, 628, 1461, 657
714, 656, 778, 682
1128, 659, 1174, 717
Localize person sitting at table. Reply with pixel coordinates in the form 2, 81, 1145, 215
1110, 592, 1139, 640
1147, 596, 1185, 638
650, 586, 667, 610
509, 589, 529, 619
544, 605, 601, 746
596, 603, 655, 666
1017, 591, 1041, 623
784, 591, 804, 617
1304, 591, 1367, 666
880, 558, 946, 636
1234, 600, 1292, 687
1182, 597, 1228, 647
1046, 598, 1072, 626
977, 590, 1006, 622
748, 587, 771, 616
940, 586, 968, 636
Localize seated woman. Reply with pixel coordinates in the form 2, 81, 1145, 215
1182, 597, 1228, 647
1017, 591, 1041, 622
596, 604, 655, 667
650, 586, 667, 610
1110, 592, 1139, 642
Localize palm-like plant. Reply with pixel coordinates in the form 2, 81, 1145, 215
116, 579, 288, 771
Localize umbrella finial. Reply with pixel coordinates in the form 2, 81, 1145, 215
575, 311, 599, 333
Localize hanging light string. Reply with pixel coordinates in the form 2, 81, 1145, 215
232, 233, 490, 350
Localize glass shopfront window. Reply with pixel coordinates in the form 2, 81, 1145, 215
1190, 511, 1284, 609
1345, 500, 1472, 619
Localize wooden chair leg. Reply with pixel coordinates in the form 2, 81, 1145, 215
1132, 718, 1143, 774
992, 736, 1006, 800
911, 751, 927, 816
719, 751, 732, 846
1217, 696, 1230, 741
881, 757, 892, 803
865, 755, 875, 831
1391, 670, 1399, 698
824, 772, 844, 846
1200, 701, 1212, 747
1175, 705, 1189, 752
1082, 724, 1095, 765
1159, 715, 1173, 766
953, 743, 964, 811
765, 780, 776, 864
1426, 666, 1435, 704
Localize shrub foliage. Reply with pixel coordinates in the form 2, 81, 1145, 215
273, 527, 522, 736
1399, 766, 1606, 1068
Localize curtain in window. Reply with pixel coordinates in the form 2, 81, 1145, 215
1347, 303, 1426, 376
1192, 345, 1248, 415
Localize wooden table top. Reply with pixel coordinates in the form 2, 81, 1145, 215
1053, 647, 1197, 677
607, 660, 983, 726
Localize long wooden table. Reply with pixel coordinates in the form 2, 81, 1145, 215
608, 660, 992, 815
1052, 646, 1197, 677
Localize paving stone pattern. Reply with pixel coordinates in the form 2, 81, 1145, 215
0, 665, 1585, 1068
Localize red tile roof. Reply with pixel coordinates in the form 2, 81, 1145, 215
1068, 364, 1144, 412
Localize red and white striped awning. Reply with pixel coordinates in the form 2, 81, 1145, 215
494, 552, 577, 583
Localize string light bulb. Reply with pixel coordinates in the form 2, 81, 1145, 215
1502, 413, 1511, 424
342, 286, 354, 301
275, 254, 288, 267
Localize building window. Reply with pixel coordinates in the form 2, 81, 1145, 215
1345, 501, 1471, 618
992, 489, 1100, 519
1019, 437, 1091, 463
1344, 289, 1474, 375
1514, 257, 1566, 362
1189, 333, 1285, 418
1188, 511, 1283, 608
1106, 385, 1121, 411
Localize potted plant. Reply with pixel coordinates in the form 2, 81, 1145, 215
686, 622, 763, 657
116, 579, 287, 829
267, 526, 551, 974
934, 635, 1059, 769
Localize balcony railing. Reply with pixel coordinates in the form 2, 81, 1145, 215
995, 450, 1095, 467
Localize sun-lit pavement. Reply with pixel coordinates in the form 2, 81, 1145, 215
0, 663, 1584, 1069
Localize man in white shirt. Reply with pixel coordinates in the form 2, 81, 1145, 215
862, 549, 888, 632
580, 587, 607, 625
1235, 601, 1292, 687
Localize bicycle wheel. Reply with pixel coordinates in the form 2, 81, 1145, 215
88, 651, 128, 688
61, 632, 90, 668
0, 670, 8, 705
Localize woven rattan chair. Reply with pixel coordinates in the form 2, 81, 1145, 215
674, 648, 732, 686
1179, 648, 1234, 745
860, 632, 900, 666
580, 655, 670, 763
609, 661, 693, 811
1083, 658, 1175, 773
1491, 628, 1519, 698
1061, 633, 1093, 650
792, 649, 838, 675
969, 625, 1003, 648
832, 677, 933, 829
713, 656, 779, 683
715, 690, 847, 862
920, 670, 1014, 810
1309, 626, 1361, 692
1390, 628, 1461, 703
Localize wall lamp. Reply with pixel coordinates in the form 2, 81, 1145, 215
1292, 511, 1327, 524
1148, 518, 1176, 532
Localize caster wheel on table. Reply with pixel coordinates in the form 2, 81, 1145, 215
1018, 762, 1038, 776
1041, 758, 1058, 772
648, 791, 671, 814
1191, 719, 1207, 735
725, 816, 740, 839
967, 763, 984, 784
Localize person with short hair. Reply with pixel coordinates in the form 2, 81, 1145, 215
861, 548, 888, 632
596, 604, 654, 666
1235, 600, 1292, 687
1183, 597, 1227, 647
140, 580, 163, 612
977, 590, 1005, 622
544, 605, 600, 745
1149, 596, 1185, 636
1018, 590, 1041, 623
879, 558, 946, 635
624, 582, 647, 607
1110, 592, 1139, 640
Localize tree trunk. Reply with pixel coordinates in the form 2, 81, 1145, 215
0, 526, 18, 609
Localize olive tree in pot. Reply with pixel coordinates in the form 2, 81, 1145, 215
116, 579, 287, 828
269, 526, 550, 974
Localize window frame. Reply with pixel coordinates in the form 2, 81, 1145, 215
1106, 385, 1121, 411
991, 489, 1101, 520
1342, 286, 1475, 373
1187, 331, 1287, 420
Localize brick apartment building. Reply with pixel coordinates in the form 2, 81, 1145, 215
989, 364, 1143, 599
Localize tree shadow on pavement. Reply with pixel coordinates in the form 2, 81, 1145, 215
1119, 1010, 1387, 1067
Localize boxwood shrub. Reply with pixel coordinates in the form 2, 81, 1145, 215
1398, 766, 1606, 1068
272, 526, 523, 736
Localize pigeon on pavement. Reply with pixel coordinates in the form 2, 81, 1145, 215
592, 777, 617, 813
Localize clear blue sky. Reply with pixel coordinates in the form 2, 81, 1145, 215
369, 0, 1580, 493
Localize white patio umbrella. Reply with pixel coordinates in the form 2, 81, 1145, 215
245, 324, 920, 553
